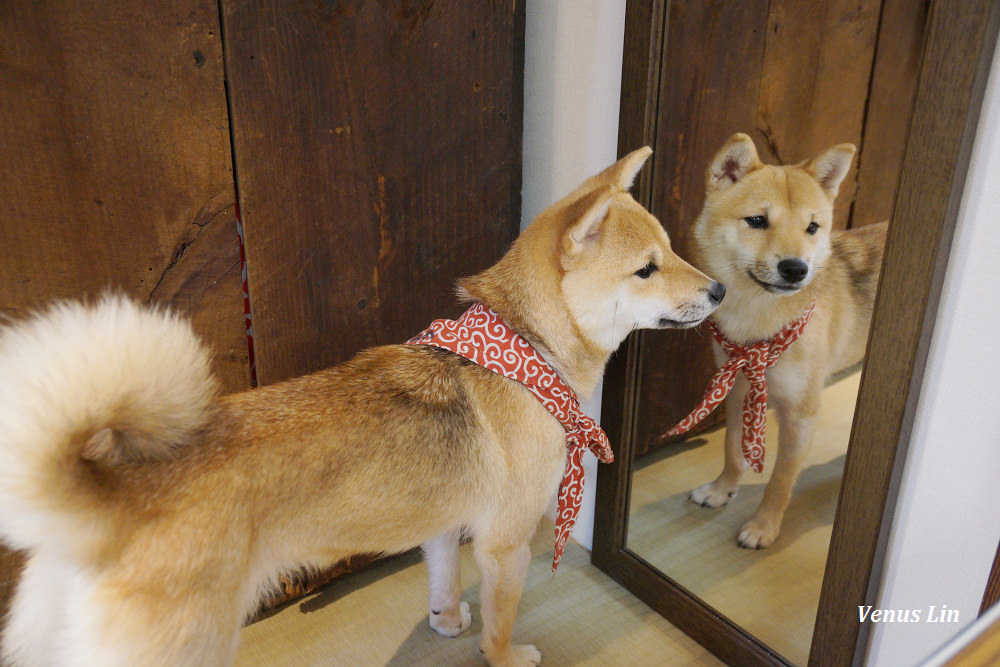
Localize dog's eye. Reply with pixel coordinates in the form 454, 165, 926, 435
635, 262, 658, 279
744, 215, 769, 230
806, 221, 820, 235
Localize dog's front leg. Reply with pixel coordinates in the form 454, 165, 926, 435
473, 540, 540, 667
738, 399, 819, 549
422, 529, 471, 637
690, 373, 750, 508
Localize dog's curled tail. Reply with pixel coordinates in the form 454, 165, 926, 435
0, 295, 218, 554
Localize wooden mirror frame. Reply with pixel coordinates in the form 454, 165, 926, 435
592, 2, 1000, 665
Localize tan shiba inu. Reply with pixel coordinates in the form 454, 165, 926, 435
0, 148, 723, 667
687, 133, 886, 549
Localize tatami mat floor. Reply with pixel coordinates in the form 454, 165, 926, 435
237, 521, 723, 667
627, 371, 860, 665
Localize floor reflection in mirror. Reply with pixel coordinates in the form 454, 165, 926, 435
627, 370, 861, 665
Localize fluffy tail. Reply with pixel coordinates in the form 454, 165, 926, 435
0, 295, 218, 556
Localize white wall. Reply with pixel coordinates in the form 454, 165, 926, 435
866, 38, 1000, 667
522, 0, 627, 550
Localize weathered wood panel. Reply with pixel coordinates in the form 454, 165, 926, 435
0, 0, 247, 392
221, 0, 523, 604
756, 0, 882, 230
635, 0, 772, 456
853, 0, 930, 227
223, 0, 524, 385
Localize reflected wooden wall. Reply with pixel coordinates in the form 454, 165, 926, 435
628, 0, 929, 457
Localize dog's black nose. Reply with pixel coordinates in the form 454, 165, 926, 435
707, 281, 726, 305
777, 259, 809, 283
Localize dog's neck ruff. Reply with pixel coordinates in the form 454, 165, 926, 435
408, 302, 613, 573
664, 302, 816, 473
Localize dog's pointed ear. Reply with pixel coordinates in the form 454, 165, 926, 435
586, 146, 652, 192
562, 186, 616, 268
706, 133, 763, 192
805, 143, 856, 198
608, 146, 652, 190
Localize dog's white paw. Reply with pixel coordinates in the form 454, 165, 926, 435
690, 480, 738, 508
482, 643, 541, 667
430, 601, 472, 637
738, 516, 780, 549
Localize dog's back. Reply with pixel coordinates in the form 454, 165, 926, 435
830, 221, 887, 312
818, 220, 888, 373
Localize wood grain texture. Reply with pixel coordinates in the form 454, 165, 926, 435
756, 0, 882, 230
0, 0, 247, 393
812, 2, 1000, 665
223, 0, 524, 385
852, 0, 929, 228
221, 0, 523, 607
634, 0, 771, 457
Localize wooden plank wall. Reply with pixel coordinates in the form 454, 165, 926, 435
0, 0, 246, 389
630, 0, 928, 457
0, 0, 523, 624
222, 0, 523, 385
853, 0, 930, 227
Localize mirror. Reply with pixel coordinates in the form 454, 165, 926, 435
593, 2, 1000, 666
626, 368, 860, 664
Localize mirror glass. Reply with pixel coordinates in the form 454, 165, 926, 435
617, 3, 927, 663
626, 368, 860, 664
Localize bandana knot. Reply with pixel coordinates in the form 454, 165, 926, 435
663, 302, 815, 473
407, 303, 612, 573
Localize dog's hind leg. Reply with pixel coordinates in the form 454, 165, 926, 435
52, 571, 244, 667
422, 529, 471, 637
473, 539, 540, 667
1, 550, 68, 666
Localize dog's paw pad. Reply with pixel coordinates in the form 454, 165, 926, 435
429, 601, 472, 637
737, 518, 779, 549
690, 481, 737, 508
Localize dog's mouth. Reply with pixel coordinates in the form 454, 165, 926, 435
657, 317, 704, 329
746, 271, 802, 294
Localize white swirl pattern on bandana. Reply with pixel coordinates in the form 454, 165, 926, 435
664, 302, 815, 474
408, 303, 613, 573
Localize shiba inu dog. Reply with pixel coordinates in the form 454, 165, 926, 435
687, 133, 886, 549
0, 148, 723, 667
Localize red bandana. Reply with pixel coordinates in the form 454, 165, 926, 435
663, 303, 815, 473
408, 302, 613, 573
